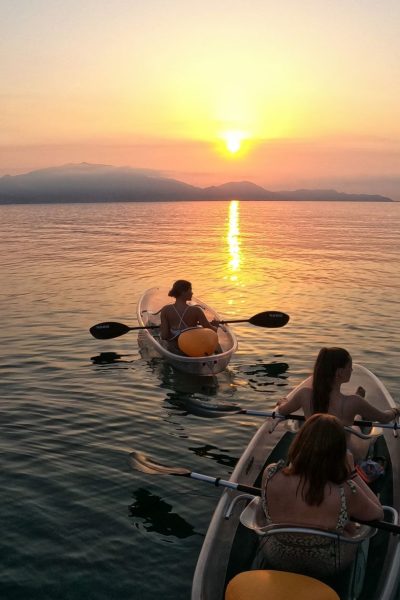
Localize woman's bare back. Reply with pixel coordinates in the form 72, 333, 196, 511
278, 386, 395, 425
163, 304, 202, 330
266, 469, 343, 530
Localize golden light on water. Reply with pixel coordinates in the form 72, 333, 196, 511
227, 200, 241, 280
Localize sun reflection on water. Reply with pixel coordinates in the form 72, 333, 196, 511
227, 200, 241, 281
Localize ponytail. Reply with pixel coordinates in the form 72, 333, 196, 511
312, 347, 351, 413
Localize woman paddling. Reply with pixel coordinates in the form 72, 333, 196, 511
260, 414, 383, 576
276, 347, 400, 425
160, 280, 218, 351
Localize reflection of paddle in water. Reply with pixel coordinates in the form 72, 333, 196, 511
188, 444, 238, 469
237, 361, 289, 392
238, 362, 289, 377
90, 352, 135, 364
129, 488, 199, 539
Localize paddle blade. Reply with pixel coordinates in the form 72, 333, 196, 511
89, 321, 131, 339
248, 311, 290, 328
129, 452, 191, 476
183, 398, 243, 418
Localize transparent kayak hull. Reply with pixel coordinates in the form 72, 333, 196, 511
137, 287, 238, 376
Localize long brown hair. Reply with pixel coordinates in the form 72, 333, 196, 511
284, 413, 348, 506
312, 347, 351, 413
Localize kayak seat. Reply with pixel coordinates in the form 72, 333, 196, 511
345, 423, 383, 463
240, 497, 377, 579
225, 569, 340, 600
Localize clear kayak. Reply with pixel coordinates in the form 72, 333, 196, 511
137, 287, 238, 376
192, 364, 400, 600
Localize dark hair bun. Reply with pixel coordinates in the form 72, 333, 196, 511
168, 280, 192, 298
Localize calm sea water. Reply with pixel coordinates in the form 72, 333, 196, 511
1, 200, 399, 600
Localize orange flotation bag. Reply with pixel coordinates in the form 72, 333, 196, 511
178, 328, 218, 357
225, 570, 340, 600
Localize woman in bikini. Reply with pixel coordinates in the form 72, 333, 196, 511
160, 280, 218, 351
262, 413, 383, 532
261, 414, 383, 574
276, 347, 400, 425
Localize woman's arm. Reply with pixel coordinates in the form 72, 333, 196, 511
276, 387, 309, 416
195, 307, 218, 331
160, 306, 170, 340
353, 395, 400, 423
346, 477, 384, 521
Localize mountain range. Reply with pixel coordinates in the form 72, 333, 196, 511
0, 163, 393, 203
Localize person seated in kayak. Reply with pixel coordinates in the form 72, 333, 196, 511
276, 347, 400, 426
160, 280, 218, 350
260, 414, 383, 576
262, 413, 384, 535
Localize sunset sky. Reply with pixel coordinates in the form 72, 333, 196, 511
1, 0, 399, 198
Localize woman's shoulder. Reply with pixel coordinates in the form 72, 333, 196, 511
282, 386, 312, 404
293, 386, 312, 400
188, 304, 202, 313
161, 303, 173, 313
340, 391, 364, 409
160, 304, 175, 321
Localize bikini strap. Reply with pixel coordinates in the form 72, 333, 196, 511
336, 484, 353, 531
262, 460, 285, 522
265, 459, 286, 482
346, 479, 357, 494
173, 304, 190, 328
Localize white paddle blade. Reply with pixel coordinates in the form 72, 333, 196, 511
129, 452, 190, 475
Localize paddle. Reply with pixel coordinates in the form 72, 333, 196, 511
130, 451, 262, 496
129, 451, 400, 535
185, 399, 400, 431
89, 310, 290, 340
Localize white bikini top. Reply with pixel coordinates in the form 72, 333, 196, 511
170, 305, 191, 338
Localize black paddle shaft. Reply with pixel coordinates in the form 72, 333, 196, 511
89, 310, 290, 340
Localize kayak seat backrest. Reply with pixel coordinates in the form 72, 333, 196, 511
345, 425, 383, 462
240, 497, 377, 579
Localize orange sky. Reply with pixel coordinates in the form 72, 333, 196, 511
1, 1, 399, 198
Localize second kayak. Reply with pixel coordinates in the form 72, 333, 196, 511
137, 287, 238, 376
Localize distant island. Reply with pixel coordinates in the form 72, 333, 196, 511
0, 163, 394, 204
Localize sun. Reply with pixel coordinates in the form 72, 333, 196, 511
223, 131, 244, 154
216, 130, 251, 159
